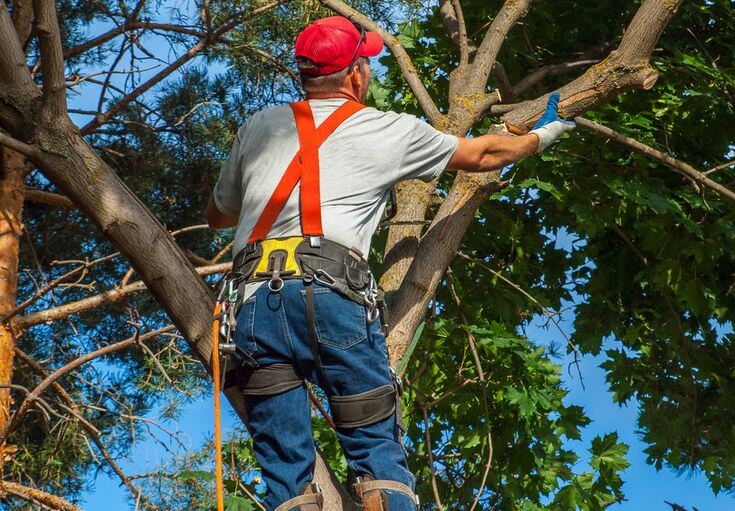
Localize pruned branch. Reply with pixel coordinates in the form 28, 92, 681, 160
33, 0, 68, 118
575, 116, 735, 204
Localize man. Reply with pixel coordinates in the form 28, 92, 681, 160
207, 16, 574, 511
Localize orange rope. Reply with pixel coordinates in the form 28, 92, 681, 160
212, 303, 225, 511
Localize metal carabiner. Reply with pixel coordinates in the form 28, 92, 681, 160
367, 304, 380, 323
313, 269, 337, 288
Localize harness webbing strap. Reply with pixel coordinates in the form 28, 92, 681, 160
354, 479, 419, 506
273, 492, 323, 511
247, 100, 365, 243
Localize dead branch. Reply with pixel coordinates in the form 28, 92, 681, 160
0, 480, 82, 511
0, 324, 176, 446
13, 263, 230, 330
79, 0, 289, 135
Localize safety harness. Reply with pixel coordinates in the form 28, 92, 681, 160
213, 100, 418, 510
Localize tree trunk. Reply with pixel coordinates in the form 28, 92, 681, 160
0, 147, 26, 468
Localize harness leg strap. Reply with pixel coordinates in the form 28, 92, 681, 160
352, 475, 419, 510
233, 363, 304, 396
328, 385, 396, 429
274, 483, 323, 511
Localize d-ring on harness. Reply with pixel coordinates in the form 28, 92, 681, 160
220, 100, 417, 510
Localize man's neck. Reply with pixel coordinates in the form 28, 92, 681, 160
305, 90, 363, 103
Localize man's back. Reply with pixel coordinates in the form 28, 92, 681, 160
213, 98, 457, 256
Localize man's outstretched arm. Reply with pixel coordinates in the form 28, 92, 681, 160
448, 92, 576, 173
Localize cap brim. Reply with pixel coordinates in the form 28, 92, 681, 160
361, 31, 384, 58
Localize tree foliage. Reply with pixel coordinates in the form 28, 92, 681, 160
1, 0, 734, 509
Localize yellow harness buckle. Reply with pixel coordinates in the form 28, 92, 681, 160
253, 237, 304, 280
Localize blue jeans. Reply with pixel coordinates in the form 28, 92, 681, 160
233, 279, 417, 511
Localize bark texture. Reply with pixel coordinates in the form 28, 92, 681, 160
0, 148, 25, 467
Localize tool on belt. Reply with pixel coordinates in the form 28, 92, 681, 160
212, 100, 418, 510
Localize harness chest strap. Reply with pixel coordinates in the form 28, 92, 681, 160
247, 100, 366, 243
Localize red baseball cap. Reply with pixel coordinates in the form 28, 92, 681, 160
295, 16, 383, 76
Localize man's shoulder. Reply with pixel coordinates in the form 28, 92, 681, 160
355, 106, 424, 135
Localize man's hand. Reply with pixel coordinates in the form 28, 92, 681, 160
529, 92, 576, 152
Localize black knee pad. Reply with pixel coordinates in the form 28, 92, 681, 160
328, 384, 396, 428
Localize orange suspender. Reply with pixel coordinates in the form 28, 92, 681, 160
247, 100, 365, 243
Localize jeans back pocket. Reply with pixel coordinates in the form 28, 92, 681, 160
303, 287, 367, 349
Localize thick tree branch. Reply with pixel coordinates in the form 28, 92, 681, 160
320, 0, 443, 125
464, 0, 532, 94
33, 0, 68, 118
575, 116, 735, 204
0, 481, 82, 511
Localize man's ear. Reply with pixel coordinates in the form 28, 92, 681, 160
349, 65, 362, 89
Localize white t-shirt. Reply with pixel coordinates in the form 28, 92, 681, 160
213, 98, 458, 258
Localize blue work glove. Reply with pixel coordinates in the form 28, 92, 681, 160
529, 92, 576, 152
